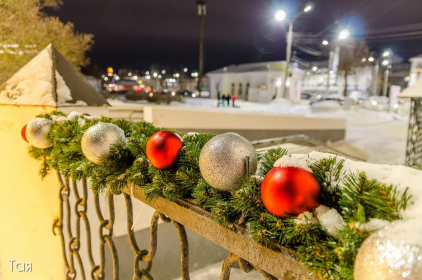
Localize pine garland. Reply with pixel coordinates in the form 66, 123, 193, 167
28, 111, 412, 280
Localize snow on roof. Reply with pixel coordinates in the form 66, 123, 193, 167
400, 78, 422, 98
0, 44, 108, 107
409, 54, 422, 60
207, 61, 288, 74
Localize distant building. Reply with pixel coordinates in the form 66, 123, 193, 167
301, 62, 374, 96
206, 61, 305, 103
408, 54, 422, 87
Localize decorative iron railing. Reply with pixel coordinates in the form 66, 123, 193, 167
53, 171, 316, 280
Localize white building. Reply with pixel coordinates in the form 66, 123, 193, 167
301, 63, 374, 97
408, 54, 422, 87
206, 61, 305, 103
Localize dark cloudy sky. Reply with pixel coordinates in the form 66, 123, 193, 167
46, 0, 422, 74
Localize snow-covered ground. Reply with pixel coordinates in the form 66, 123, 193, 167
116, 97, 408, 165
108, 97, 409, 164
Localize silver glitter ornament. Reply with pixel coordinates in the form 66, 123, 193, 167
199, 132, 257, 191
26, 118, 54, 149
81, 122, 127, 164
354, 219, 422, 280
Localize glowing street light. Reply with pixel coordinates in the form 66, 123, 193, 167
322, 40, 329, 45
339, 29, 351, 40
383, 50, 390, 57
153, 73, 158, 78
368, 57, 375, 62
128, 72, 132, 76
162, 70, 166, 74
275, 10, 287, 21
158, 75, 162, 79
183, 68, 188, 72
303, 2, 315, 12
382, 59, 389, 66
312, 66, 318, 71
361, 58, 367, 62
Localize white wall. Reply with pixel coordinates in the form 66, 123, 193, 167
143, 106, 346, 131
409, 57, 422, 87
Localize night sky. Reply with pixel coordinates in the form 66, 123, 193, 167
46, 0, 422, 74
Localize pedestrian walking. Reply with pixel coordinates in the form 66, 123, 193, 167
232, 92, 237, 107
227, 94, 231, 107
221, 94, 226, 107
217, 91, 221, 107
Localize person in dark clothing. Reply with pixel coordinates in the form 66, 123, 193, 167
227, 94, 231, 106
221, 94, 226, 107
217, 91, 221, 107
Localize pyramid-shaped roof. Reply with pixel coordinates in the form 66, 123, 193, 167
0, 44, 108, 107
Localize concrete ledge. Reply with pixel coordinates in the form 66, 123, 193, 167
176, 128, 345, 143
143, 106, 347, 142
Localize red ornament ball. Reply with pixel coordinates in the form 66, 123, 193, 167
146, 131, 183, 169
21, 124, 29, 143
261, 166, 321, 217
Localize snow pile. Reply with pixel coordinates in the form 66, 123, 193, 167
273, 155, 312, 172
268, 98, 291, 105
311, 101, 342, 113
311, 101, 342, 109
107, 98, 125, 104
51, 111, 98, 126
0, 46, 55, 106
295, 211, 317, 225
286, 152, 422, 221
355, 218, 390, 232
314, 205, 345, 236
311, 109, 399, 126
55, 70, 72, 106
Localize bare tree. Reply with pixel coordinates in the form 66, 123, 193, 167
0, 0, 93, 83
338, 40, 369, 97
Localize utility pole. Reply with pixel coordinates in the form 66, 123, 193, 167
197, 0, 207, 96
281, 22, 293, 99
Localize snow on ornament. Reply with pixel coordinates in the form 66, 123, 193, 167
261, 166, 321, 217
354, 219, 422, 280
146, 131, 184, 169
25, 118, 54, 149
199, 133, 258, 191
81, 123, 127, 164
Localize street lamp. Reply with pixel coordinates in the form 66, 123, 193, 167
322, 40, 329, 46
363, 49, 393, 95
275, 10, 287, 21
275, 2, 314, 99
339, 29, 351, 40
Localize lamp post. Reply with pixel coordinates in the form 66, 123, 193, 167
365, 49, 393, 96
275, 2, 314, 99
382, 59, 392, 97
197, 0, 207, 96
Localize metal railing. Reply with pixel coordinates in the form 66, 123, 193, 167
53, 171, 316, 280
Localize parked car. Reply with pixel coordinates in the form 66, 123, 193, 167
301, 92, 313, 99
